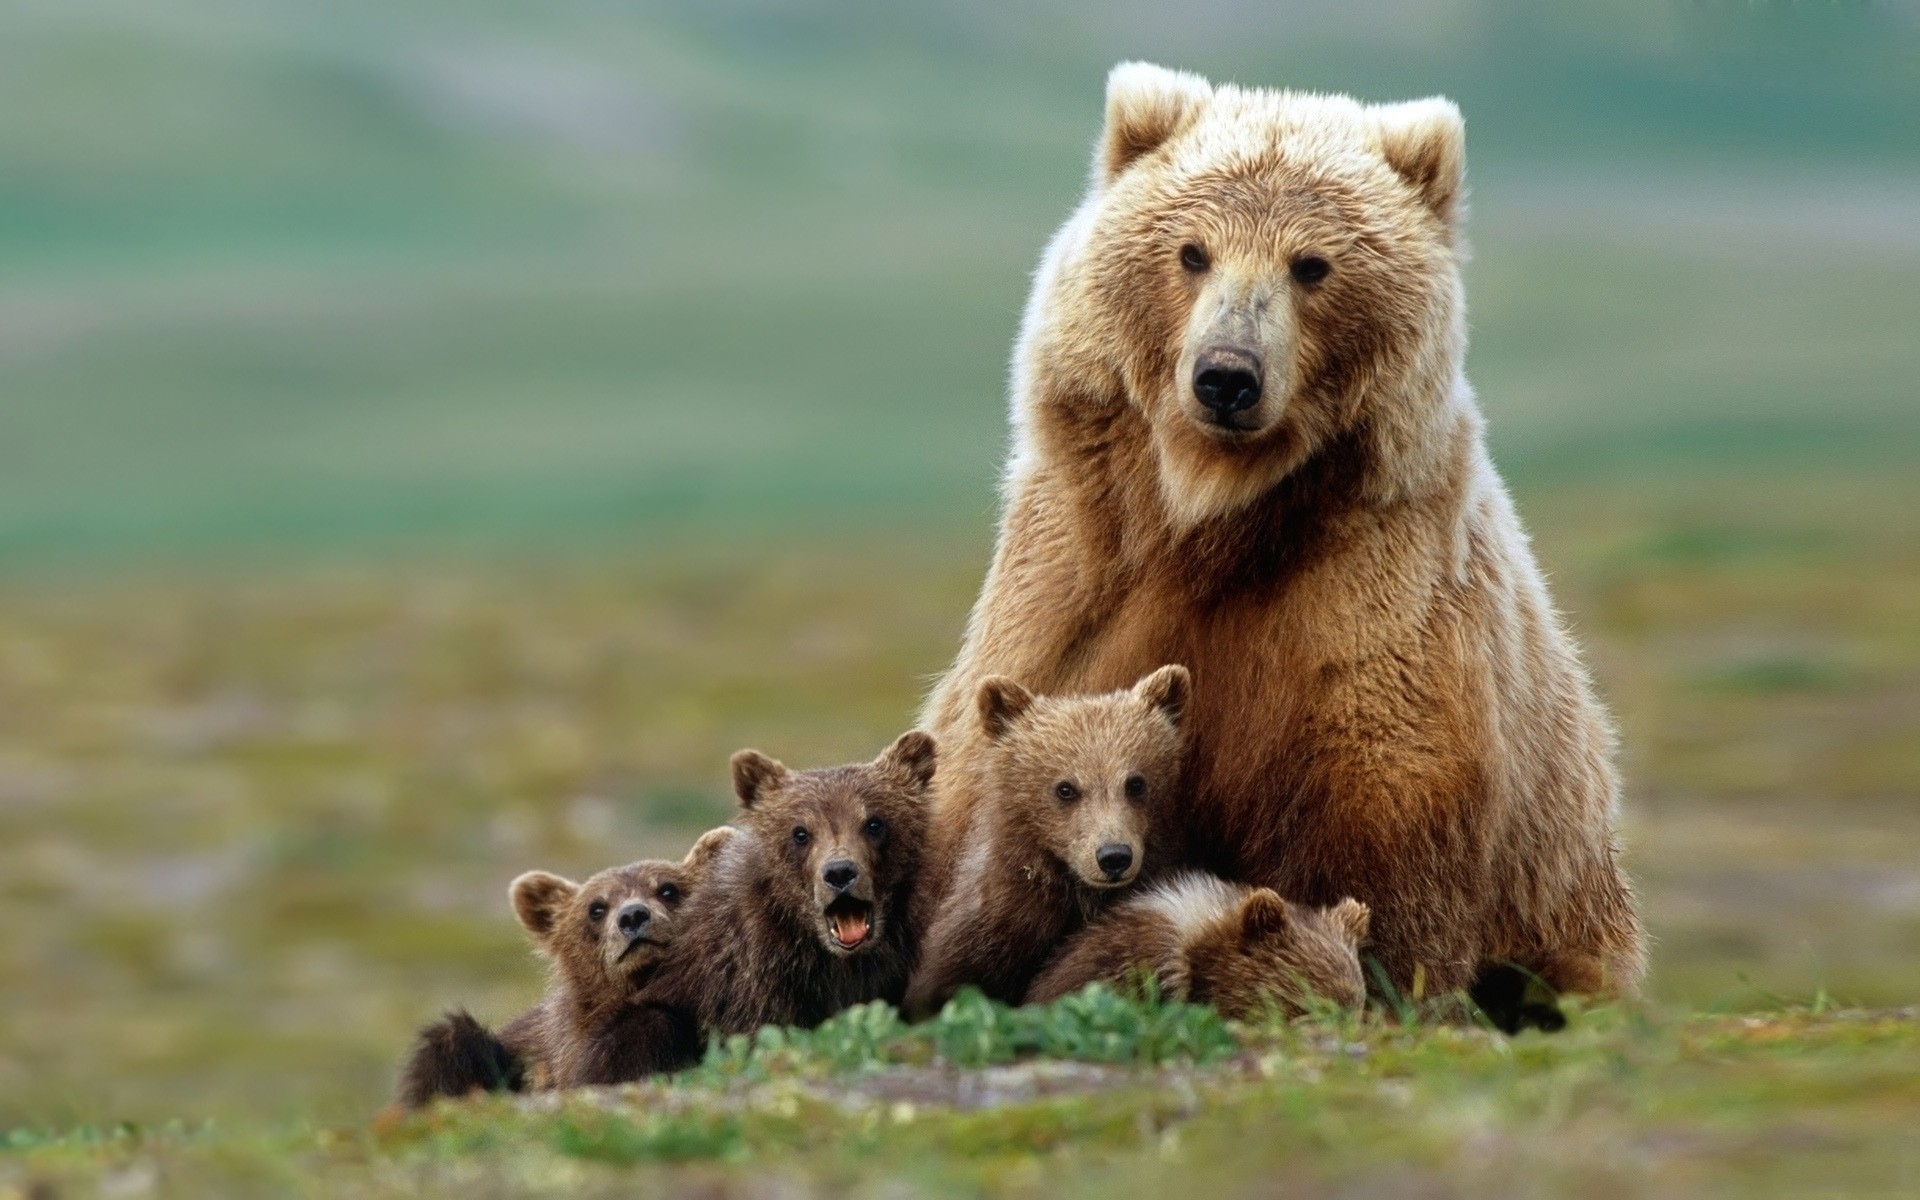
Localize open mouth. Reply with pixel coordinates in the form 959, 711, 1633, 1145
824, 897, 874, 950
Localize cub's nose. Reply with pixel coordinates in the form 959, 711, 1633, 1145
822, 859, 859, 893
1095, 844, 1135, 881
1192, 347, 1263, 417
616, 901, 652, 938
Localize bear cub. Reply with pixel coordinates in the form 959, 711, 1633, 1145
394, 827, 731, 1107
1027, 871, 1370, 1019
903, 665, 1188, 1019
559, 731, 935, 1086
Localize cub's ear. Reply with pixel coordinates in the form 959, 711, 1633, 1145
1239, 888, 1293, 945
1099, 61, 1211, 184
1329, 897, 1372, 946
977, 676, 1035, 741
509, 871, 577, 940
1372, 97, 1466, 228
681, 825, 736, 878
729, 750, 789, 811
875, 729, 938, 792
1132, 663, 1191, 729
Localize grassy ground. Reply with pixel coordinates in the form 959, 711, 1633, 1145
5, 1001, 1918, 1198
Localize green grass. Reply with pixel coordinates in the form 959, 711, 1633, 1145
5, 999, 1917, 1198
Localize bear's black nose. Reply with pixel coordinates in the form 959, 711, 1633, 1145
1096, 844, 1135, 881
822, 859, 859, 892
1193, 347, 1262, 417
616, 901, 652, 937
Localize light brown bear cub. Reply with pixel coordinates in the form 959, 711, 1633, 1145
1027, 871, 1370, 1020
394, 827, 731, 1107
903, 665, 1188, 1019
559, 731, 936, 1085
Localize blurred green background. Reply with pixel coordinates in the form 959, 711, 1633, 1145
1, 0, 1916, 1133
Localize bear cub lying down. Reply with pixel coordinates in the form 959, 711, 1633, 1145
395, 827, 732, 1107
1027, 872, 1371, 1019
559, 730, 935, 1086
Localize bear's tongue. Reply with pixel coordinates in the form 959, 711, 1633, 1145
829, 905, 872, 949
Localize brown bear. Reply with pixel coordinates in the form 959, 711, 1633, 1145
1026, 871, 1370, 1020
903, 665, 1189, 1018
920, 63, 1643, 1024
557, 732, 935, 1086
393, 826, 732, 1107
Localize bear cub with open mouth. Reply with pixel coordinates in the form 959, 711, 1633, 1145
558, 730, 935, 1085
904, 665, 1189, 1018
394, 827, 733, 1107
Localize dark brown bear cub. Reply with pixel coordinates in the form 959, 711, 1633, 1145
903, 665, 1188, 1019
1026, 871, 1370, 1019
560, 731, 935, 1086
394, 828, 731, 1107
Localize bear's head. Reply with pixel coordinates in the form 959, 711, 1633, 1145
509, 825, 734, 999
975, 664, 1189, 891
727, 731, 935, 958
1021, 62, 1469, 526
1191, 890, 1371, 1018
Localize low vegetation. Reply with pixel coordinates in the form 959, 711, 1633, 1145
6, 991, 1916, 1198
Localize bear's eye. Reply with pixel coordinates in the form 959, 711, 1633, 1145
1179, 243, 1209, 273
1290, 255, 1331, 285
587, 901, 609, 922
1054, 781, 1080, 803
1124, 774, 1148, 799
657, 884, 680, 904
864, 816, 887, 839
792, 826, 810, 846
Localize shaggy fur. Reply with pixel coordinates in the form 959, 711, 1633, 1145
560, 733, 936, 1086
393, 827, 732, 1107
904, 666, 1188, 1017
1027, 871, 1370, 1019
921, 63, 1644, 1010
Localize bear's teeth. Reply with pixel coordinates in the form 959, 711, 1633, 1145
831, 910, 871, 946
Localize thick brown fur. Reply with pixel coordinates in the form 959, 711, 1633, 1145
904, 666, 1188, 1017
561, 733, 936, 1086
1027, 871, 1370, 1019
393, 827, 732, 1107
922, 64, 1643, 1007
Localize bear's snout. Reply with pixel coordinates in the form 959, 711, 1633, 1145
821, 859, 859, 893
615, 900, 653, 939
1192, 346, 1262, 423
1095, 843, 1135, 882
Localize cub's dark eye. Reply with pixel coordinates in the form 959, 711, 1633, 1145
1290, 255, 1330, 285
657, 884, 680, 904
1179, 243, 1209, 273
587, 901, 609, 922
1124, 774, 1148, 799
864, 816, 887, 839
1054, 781, 1080, 803
792, 826, 810, 846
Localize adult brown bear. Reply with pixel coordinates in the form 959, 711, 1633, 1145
921, 63, 1643, 1016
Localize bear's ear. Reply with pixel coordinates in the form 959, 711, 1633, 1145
875, 729, 938, 792
1328, 897, 1372, 946
1132, 663, 1191, 730
509, 871, 577, 941
681, 824, 736, 879
1239, 888, 1293, 945
1099, 61, 1212, 184
730, 750, 789, 811
1372, 97, 1466, 227
977, 676, 1036, 741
